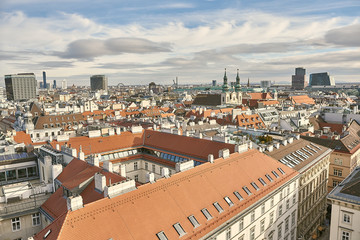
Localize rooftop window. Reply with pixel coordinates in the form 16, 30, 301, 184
243, 186, 252, 195
272, 171, 280, 178
188, 215, 200, 228
201, 208, 212, 220
251, 182, 260, 191
213, 202, 224, 213
278, 168, 285, 175
259, 177, 267, 186
173, 223, 186, 237
156, 231, 168, 240
233, 191, 243, 201
224, 196, 234, 206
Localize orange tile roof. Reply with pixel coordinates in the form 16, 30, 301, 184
13, 131, 32, 145
34, 149, 298, 240
290, 95, 315, 105
236, 113, 266, 129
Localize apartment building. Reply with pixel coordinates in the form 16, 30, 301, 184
33, 146, 300, 240
328, 166, 360, 240
265, 136, 332, 239
302, 120, 360, 192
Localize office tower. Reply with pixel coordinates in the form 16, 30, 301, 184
260, 80, 271, 89
53, 80, 57, 89
90, 75, 108, 92
212, 80, 216, 87
43, 71, 47, 89
61, 79, 67, 89
292, 67, 307, 90
4, 73, 37, 101
309, 72, 335, 86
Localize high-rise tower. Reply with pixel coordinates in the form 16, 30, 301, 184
291, 67, 307, 90
43, 71, 47, 89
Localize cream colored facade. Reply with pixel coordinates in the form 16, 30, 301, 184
203, 177, 300, 240
0, 212, 42, 240
297, 152, 331, 240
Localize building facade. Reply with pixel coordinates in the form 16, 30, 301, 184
328, 166, 360, 240
309, 72, 335, 86
4, 73, 37, 101
292, 67, 307, 90
90, 75, 108, 92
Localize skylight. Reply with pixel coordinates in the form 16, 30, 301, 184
278, 167, 285, 175
201, 208, 213, 220
265, 174, 274, 182
243, 186, 252, 195
272, 170, 280, 178
251, 182, 260, 191
213, 202, 224, 213
258, 177, 267, 186
188, 215, 200, 228
156, 231, 168, 240
224, 196, 234, 206
233, 191, 243, 201
173, 223, 186, 237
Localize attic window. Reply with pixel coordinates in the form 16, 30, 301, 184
156, 231, 168, 240
251, 182, 260, 191
201, 208, 213, 220
272, 171, 280, 178
224, 196, 234, 207
173, 223, 186, 237
188, 215, 200, 228
233, 191, 243, 201
43, 124, 48, 129
278, 168, 285, 175
213, 202, 224, 213
265, 174, 274, 182
259, 177, 267, 186
242, 186, 252, 195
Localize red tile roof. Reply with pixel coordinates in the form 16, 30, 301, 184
289, 95, 315, 105
13, 131, 32, 145
34, 149, 298, 240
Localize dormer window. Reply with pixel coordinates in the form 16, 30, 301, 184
43, 124, 48, 129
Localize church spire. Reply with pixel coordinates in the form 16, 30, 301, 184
235, 69, 241, 92
222, 68, 229, 92
247, 77, 250, 88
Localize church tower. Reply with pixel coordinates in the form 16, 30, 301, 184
235, 69, 241, 92
222, 68, 229, 92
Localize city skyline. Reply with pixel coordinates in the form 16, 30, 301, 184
1, 0, 359, 86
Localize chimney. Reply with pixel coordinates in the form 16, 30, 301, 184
219, 149, 230, 159
66, 195, 83, 211
208, 154, 214, 163
162, 167, 170, 178
198, 132, 203, 139
91, 154, 99, 167
295, 134, 300, 140
185, 131, 190, 137
258, 147, 264, 152
104, 179, 136, 198
146, 172, 155, 183
71, 148, 77, 158
282, 139, 288, 146
267, 145, 274, 152
288, 137, 294, 144
56, 144, 60, 151
119, 164, 126, 178
274, 142, 280, 149
78, 146, 85, 161
175, 160, 194, 173
95, 173, 106, 192
104, 161, 113, 173
235, 144, 248, 153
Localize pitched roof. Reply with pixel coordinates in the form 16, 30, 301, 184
34, 149, 298, 240
13, 131, 32, 145
289, 95, 315, 105
33, 113, 84, 130
235, 113, 266, 129
192, 94, 222, 106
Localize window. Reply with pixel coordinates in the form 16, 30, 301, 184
342, 231, 350, 240
259, 177, 267, 186
266, 174, 274, 182
291, 211, 296, 226
269, 211, 274, 225
152, 164, 156, 173
261, 203, 265, 214
239, 218, 244, 231
272, 171, 280, 178
173, 223, 186, 237
251, 182, 260, 191
234, 191, 243, 201
156, 231, 168, 240
285, 216, 290, 232
343, 213, 351, 223
243, 186, 252, 195
333, 180, 341, 187
188, 215, 200, 228
270, 197, 274, 207
291, 229, 295, 240
32, 213, 41, 226
17, 168, 27, 178
6, 169, 16, 180
213, 202, 224, 213
278, 223, 282, 239
292, 194, 296, 205
260, 219, 265, 232
201, 208, 212, 220
145, 162, 148, 170
224, 196, 234, 207
251, 210, 255, 221
286, 199, 290, 210
12, 217, 21, 231
133, 162, 138, 170
278, 167, 285, 175
334, 158, 343, 165
250, 226, 255, 240
279, 205, 283, 216
134, 175, 139, 182
226, 227, 231, 240
334, 169, 342, 177
238, 234, 244, 240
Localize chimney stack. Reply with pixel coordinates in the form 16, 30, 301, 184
208, 154, 214, 163
66, 195, 83, 211
95, 173, 106, 192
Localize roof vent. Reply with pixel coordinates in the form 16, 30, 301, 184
146, 172, 155, 183
104, 179, 136, 198
208, 154, 214, 163
66, 195, 83, 211
175, 160, 194, 173
219, 148, 230, 159
235, 143, 248, 153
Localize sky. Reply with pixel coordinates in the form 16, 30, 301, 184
0, 0, 359, 86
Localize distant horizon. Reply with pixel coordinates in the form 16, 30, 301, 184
1, 0, 359, 86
